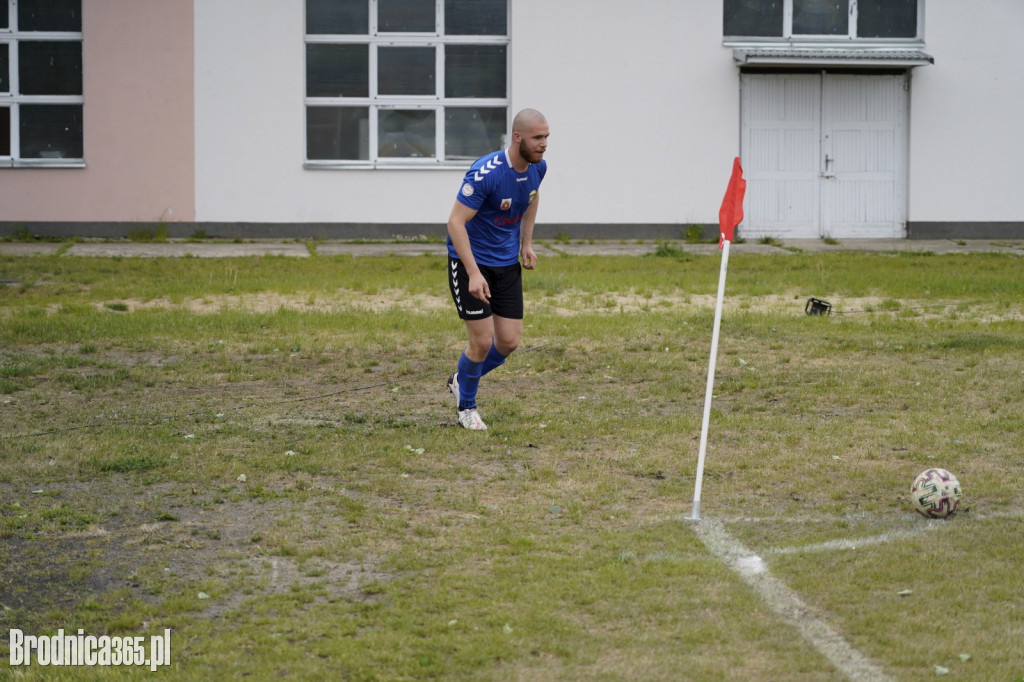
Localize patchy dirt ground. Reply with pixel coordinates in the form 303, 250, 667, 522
0, 478, 391, 636
65, 289, 1024, 323
86, 289, 451, 315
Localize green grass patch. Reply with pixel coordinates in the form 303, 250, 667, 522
0, 250, 1022, 679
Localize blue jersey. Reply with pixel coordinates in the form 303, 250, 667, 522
447, 149, 547, 267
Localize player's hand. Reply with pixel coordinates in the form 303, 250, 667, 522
521, 245, 537, 270
469, 272, 490, 302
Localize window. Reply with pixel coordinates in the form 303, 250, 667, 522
857, 0, 918, 39
305, 0, 508, 168
0, 0, 83, 167
724, 0, 919, 40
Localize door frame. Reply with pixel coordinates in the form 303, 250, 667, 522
740, 70, 910, 239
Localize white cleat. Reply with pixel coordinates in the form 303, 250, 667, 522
447, 372, 460, 404
457, 408, 488, 431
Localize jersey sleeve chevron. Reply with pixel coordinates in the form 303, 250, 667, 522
456, 152, 502, 211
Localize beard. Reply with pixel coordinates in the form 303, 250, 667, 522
519, 139, 544, 164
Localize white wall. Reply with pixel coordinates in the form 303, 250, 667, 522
510, 0, 739, 226
909, 0, 1024, 221
194, 0, 739, 227
194, 0, 460, 224
195, 1, 1024, 229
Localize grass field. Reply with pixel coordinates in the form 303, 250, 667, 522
1, 246, 1023, 680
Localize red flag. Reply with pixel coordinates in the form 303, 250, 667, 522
718, 157, 746, 248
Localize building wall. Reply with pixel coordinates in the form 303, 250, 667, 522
511, 1, 738, 229
194, 0, 458, 226
908, 0, 1024, 223
0, 0, 195, 223
193, 0, 738, 232
3, 1, 1022, 235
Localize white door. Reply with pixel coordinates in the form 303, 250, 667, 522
741, 73, 908, 239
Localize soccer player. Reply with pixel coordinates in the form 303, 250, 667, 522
445, 108, 550, 430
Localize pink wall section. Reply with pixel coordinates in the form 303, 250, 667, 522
0, 0, 195, 222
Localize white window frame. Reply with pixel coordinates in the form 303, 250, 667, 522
304, 0, 510, 170
0, 0, 85, 168
725, 0, 924, 45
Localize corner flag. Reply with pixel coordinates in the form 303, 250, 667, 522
719, 157, 745, 248
692, 158, 746, 520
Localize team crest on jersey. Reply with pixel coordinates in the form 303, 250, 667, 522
461, 183, 474, 197
528, 190, 537, 205
500, 198, 512, 211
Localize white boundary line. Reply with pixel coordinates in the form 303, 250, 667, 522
691, 517, 893, 682
765, 526, 934, 556
712, 507, 1023, 525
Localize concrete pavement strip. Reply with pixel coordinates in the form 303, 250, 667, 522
67, 241, 312, 258
0, 242, 65, 257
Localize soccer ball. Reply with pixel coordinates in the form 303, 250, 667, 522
910, 468, 962, 518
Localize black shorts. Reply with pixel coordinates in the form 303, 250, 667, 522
448, 257, 523, 321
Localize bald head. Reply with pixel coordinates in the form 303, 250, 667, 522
512, 108, 547, 135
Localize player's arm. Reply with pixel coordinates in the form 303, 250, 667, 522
447, 200, 491, 302
519, 191, 539, 270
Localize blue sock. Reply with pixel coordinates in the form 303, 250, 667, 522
480, 342, 507, 377
457, 352, 484, 411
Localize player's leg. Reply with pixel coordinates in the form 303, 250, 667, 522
481, 315, 521, 376
450, 317, 492, 429
446, 257, 494, 428
464, 316, 495, 362
480, 261, 524, 377
454, 316, 494, 410
446, 260, 523, 429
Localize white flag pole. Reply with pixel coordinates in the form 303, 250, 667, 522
691, 238, 731, 521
